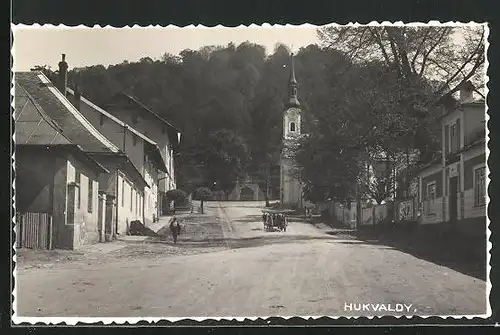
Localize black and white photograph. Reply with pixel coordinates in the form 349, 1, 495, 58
11, 22, 489, 322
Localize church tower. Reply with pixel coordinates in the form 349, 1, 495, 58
280, 53, 303, 209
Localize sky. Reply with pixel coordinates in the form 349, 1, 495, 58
12, 24, 320, 71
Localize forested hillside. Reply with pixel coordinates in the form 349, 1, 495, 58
33, 25, 484, 204
58, 42, 346, 196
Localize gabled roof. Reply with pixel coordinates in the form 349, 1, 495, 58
89, 152, 149, 189
121, 92, 180, 132
15, 71, 120, 154
15, 82, 72, 145
66, 88, 156, 145
441, 98, 486, 119
16, 144, 110, 174
65, 88, 168, 173
461, 99, 486, 107
109, 92, 181, 147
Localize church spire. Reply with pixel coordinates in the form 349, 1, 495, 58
287, 53, 300, 107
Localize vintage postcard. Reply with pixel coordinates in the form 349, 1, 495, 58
11, 22, 489, 325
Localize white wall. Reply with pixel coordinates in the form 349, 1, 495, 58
280, 157, 302, 208
143, 156, 159, 226
77, 100, 145, 175
463, 103, 486, 143
116, 173, 144, 235
66, 159, 100, 248
421, 196, 445, 224
112, 109, 176, 193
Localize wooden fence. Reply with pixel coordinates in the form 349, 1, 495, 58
16, 212, 53, 249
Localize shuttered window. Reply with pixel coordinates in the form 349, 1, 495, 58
88, 179, 93, 213
121, 179, 125, 207
474, 166, 486, 206
130, 187, 133, 211
444, 125, 450, 156
75, 172, 81, 209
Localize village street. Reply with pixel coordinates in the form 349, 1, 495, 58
15, 201, 487, 318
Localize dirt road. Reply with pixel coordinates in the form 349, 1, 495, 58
15, 201, 487, 319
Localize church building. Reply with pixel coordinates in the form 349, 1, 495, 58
280, 53, 304, 209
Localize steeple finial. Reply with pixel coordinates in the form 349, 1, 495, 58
287, 53, 300, 107
289, 53, 297, 85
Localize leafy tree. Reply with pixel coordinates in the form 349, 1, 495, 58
193, 187, 212, 214
317, 25, 486, 102
47, 34, 483, 209
165, 189, 188, 210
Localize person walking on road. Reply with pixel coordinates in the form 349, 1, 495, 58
169, 217, 181, 244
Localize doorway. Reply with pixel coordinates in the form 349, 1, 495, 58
449, 176, 458, 223
240, 186, 255, 201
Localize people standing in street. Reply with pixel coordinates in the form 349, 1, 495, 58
169, 217, 181, 244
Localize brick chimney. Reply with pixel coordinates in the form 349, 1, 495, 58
74, 83, 81, 111
459, 80, 475, 104
58, 54, 68, 97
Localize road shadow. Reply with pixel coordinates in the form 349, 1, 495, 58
235, 214, 312, 225
353, 227, 486, 281
316, 213, 487, 281
147, 233, 339, 250
234, 215, 263, 223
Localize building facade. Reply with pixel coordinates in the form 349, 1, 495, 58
280, 53, 304, 209
15, 70, 118, 249
66, 86, 165, 230
418, 82, 486, 235
103, 93, 181, 215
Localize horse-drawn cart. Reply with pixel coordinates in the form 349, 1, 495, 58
261, 209, 293, 232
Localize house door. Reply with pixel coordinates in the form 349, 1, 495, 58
240, 186, 255, 201
97, 192, 105, 242
449, 176, 458, 223
105, 195, 116, 242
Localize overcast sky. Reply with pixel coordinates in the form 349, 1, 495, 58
12, 24, 320, 71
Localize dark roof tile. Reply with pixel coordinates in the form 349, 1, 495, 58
15, 72, 119, 153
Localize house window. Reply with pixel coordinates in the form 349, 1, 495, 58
132, 134, 137, 146
445, 168, 449, 196
424, 181, 436, 215
290, 122, 295, 132
75, 172, 81, 209
136, 192, 139, 214
88, 179, 93, 213
130, 187, 133, 211
449, 119, 461, 154
444, 125, 450, 156
99, 114, 105, 126
121, 179, 125, 207
427, 182, 436, 200
474, 166, 486, 207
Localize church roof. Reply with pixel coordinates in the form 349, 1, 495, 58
289, 53, 298, 85
287, 53, 300, 108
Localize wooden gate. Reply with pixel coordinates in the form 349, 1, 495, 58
16, 212, 53, 249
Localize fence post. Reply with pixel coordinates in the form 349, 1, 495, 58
17, 213, 22, 248
49, 215, 53, 250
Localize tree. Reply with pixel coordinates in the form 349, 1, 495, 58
293, 57, 443, 204
317, 25, 486, 102
193, 187, 212, 214
165, 189, 188, 213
